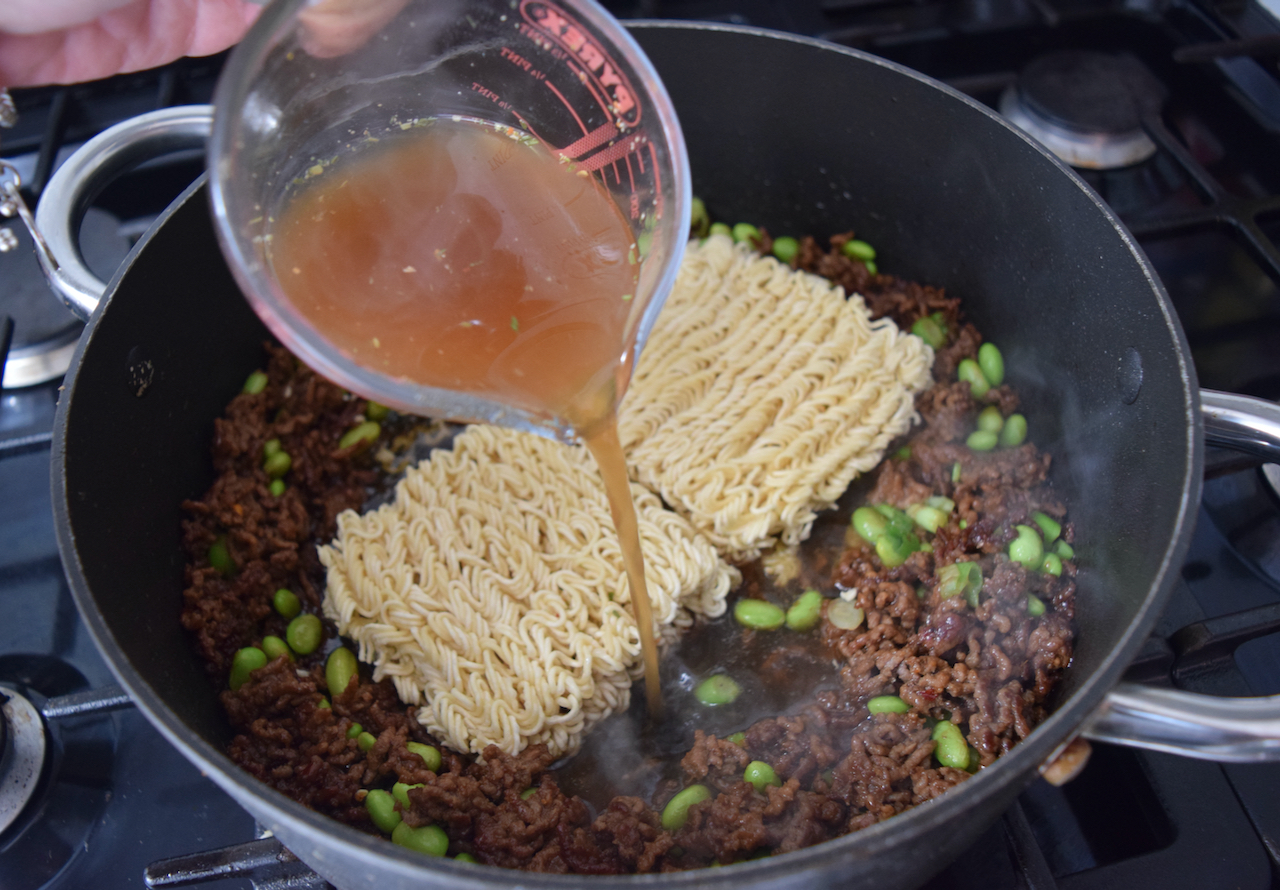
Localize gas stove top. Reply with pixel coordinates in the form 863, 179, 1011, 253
2, 0, 1280, 887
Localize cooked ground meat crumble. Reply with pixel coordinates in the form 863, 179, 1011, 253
179, 233, 1076, 872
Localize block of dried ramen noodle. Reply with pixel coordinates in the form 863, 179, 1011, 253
618, 235, 934, 561
321, 425, 738, 758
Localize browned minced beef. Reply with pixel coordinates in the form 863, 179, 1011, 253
804, 225, 1077, 769
180, 344, 381, 677
181, 345, 449, 823
183, 238, 1076, 873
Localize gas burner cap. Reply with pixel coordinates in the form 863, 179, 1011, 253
999, 50, 1167, 170
0, 689, 47, 836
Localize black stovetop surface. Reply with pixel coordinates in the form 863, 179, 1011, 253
3, 0, 1280, 887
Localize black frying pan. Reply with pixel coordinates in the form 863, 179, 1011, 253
48, 21, 1280, 890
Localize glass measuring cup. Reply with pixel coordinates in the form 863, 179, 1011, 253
208, 0, 690, 441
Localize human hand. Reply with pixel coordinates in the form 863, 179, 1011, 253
0, 0, 262, 87
296, 0, 408, 58
0, 0, 412, 88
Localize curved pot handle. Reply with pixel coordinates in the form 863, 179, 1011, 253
1081, 389, 1280, 762
26, 105, 214, 321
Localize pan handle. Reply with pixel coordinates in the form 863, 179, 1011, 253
24, 105, 214, 321
1081, 389, 1280, 762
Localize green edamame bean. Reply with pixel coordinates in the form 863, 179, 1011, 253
977, 406, 1004, 434
326, 645, 358, 696
273, 588, 301, 620
911, 313, 947, 349
785, 590, 824, 632
357, 731, 377, 752
841, 239, 876, 261
364, 400, 390, 421
694, 674, 741, 706
261, 635, 292, 662
874, 504, 916, 535
957, 359, 990, 398
966, 746, 982, 774
999, 413, 1027, 448
243, 370, 268, 394
1026, 594, 1047, 616
864, 259, 878, 275
1031, 511, 1061, 543
932, 721, 969, 770
1009, 525, 1044, 570
208, 536, 235, 575
867, 695, 910, 714
731, 223, 759, 244
318, 697, 330, 709
661, 785, 711, 831
952, 461, 962, 483
407, 742, 442, 772
392, 822, 448, 857
346, 722, 364, 739
365, 788, 402, 833
708, 222, 732, 238
936, 561, 983, 606
263, 450, 292, 478
339, 421, 381, 451
852, 506, 889, 543
268, 479, 286, 497
454, 853, 478, 863
927, 495, 956, 513
967, 429, 998, 452
1041, 553, 1063, 577
875, 528, 919, 567
772, 236, 799, 264
690, 197, 710, 238
520, 787, 537, 800
977, 342, 1004, 387
229, 647, 267, 691
895, 445, 912, 460
263, 438, 282, 458
393, 781, 425, 808
1054, 540, 1075, 560
743, 761, 781, 793
285, 613, 322, 655
727, 732, 746, 747
733, 599, 786, 631
907, 504, 948, 533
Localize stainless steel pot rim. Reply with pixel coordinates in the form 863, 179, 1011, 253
48, 19, 1205, 888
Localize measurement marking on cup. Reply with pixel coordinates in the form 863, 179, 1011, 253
543, 80, 589, 136
577, 132, 649, 173
499, 46, 535, 73
519, 0, 642, 128
560, 122, 620, 160
470, 83, 511, 111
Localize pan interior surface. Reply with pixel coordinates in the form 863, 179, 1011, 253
52, 22, 1199, 890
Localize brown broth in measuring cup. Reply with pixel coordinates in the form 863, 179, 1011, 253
270, 117, 664, 713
